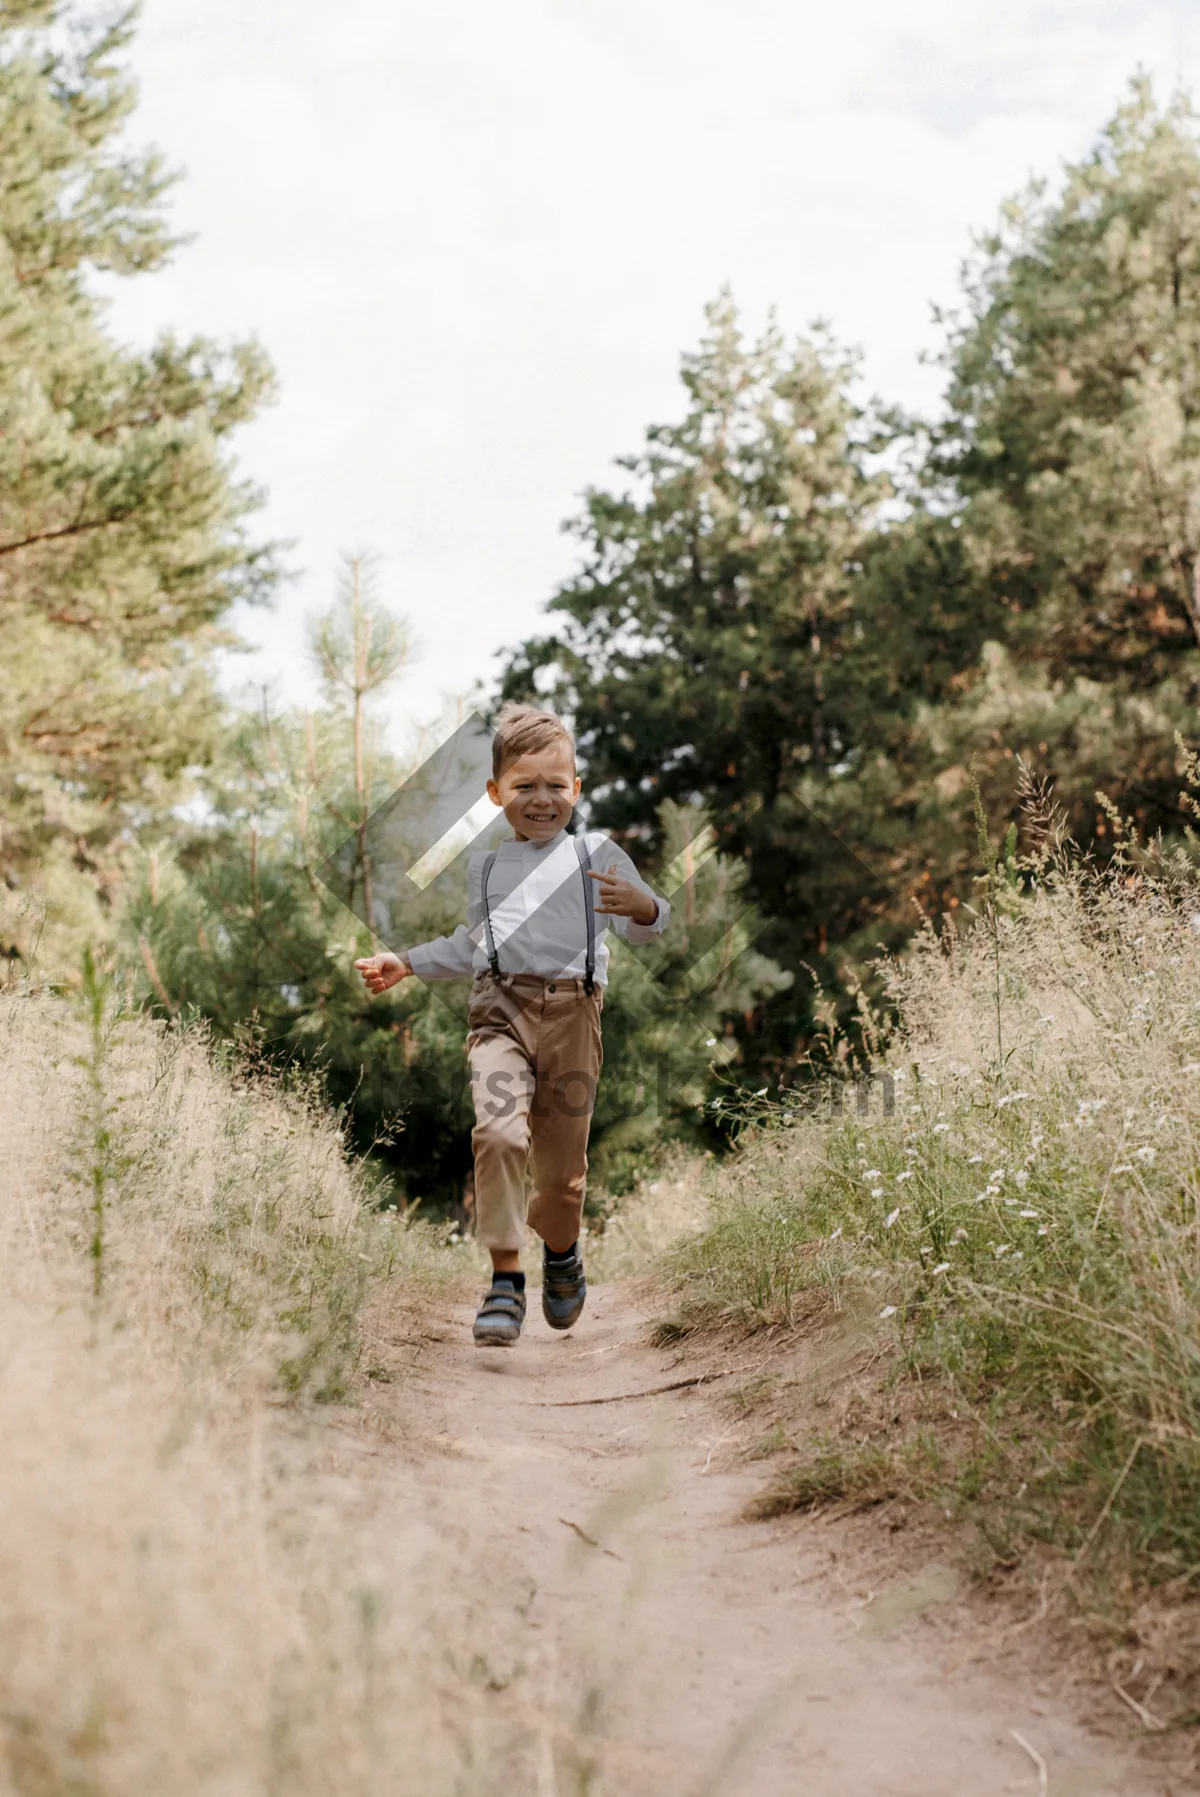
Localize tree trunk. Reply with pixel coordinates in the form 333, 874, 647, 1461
351, 561, 374, 931
1188, 559, 1200, 650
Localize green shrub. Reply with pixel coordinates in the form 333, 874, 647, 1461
666, 808, 1200, 1587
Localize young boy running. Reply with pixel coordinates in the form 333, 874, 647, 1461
355, 704, 670, 1347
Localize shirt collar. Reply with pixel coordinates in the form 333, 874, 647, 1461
509, 826, 569, 852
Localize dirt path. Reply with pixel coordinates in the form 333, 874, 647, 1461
361, 1281, 1170, 1797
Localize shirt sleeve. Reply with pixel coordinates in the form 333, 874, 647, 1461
404, 857, 485, 981
594, 838, 671, 943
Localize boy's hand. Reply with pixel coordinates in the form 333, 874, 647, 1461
588, 869, 659, 927
355, 953, 412, 995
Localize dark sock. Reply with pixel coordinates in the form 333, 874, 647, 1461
493, 1270, 526, 1293
544, 1241, 578, 1264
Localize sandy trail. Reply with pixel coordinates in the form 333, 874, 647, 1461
360, 1281, 1167, 1797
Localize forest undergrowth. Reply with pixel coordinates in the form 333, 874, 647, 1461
0, 968, 491, 1796
660, 777, 1200, 1726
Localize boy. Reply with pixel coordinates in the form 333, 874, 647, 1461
355, 704, 670, 1347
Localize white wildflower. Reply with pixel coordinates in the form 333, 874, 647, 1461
967, 1154, 983, 1164
1181, 1062, 1200, 1074
879, 1305, 897, 1320
1135, 1145, 1157, 1163
994, 1243, 1010, 1257
829, 1226, 843, 1241
989, 1168, 1005, 1180
1018, 1209, 1038, 1219
755, 1087, 768, 1097
897, 1170, 914, 1182
933, 1122, 950, 1135
864, 1169, 884, 1179
931, 1262, 950, 1276
1112, 1163, 1133, 1174
996, 1091, 1030, 1108
705, 1036, 717, 1046
1037, 1225, 1049, 1236
1011, 1251, 1024, 1261
951, 1227, 968, 1243
1015, 1169, 1029, 1187
870, 1187, 885, 1199
884, 1208, 901, 1228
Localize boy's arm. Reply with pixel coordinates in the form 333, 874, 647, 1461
405, 926, 478, 981
401, 854, 485, 982
591, 840, 670, 942
355, 951, 412, 994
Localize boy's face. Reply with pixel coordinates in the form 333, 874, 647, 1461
487, 743, 581, 842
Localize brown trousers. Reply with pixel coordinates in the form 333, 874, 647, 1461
465, 972, 604, 1253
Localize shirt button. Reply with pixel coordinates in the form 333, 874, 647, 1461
548, 983, 556, 992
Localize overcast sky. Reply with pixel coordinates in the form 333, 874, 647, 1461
106, 0, 1200, 741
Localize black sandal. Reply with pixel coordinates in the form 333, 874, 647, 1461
473, 1279, 527, 1347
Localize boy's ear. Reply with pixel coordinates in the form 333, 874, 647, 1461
486, 777, 501, 805
572, 774, 582, 799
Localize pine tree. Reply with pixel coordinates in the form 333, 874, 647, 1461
121, 559, 476, 1199
916, 79, 1200, 847
501, 295, 892, 1065
310, 553, 412, 934
0, 2, 278, 971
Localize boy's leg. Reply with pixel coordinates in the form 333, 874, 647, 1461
527, 984, 604, 1253
466, 982, 539, 1348
466, 981, 537, 1257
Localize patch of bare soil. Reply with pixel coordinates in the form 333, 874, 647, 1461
337, 1283, 1185, 1796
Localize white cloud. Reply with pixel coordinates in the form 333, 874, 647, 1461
104, 0, 1200, 740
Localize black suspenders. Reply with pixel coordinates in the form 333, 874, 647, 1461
576, 833, 596, 995
480, 849, 501, 980
479, 835, 596, 994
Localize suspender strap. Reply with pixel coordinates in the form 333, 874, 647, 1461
575, 833, 596, 995
481, 839, 596, 993
480, 851, 502, 979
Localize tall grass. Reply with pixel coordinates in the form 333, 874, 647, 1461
0, 976, 469, 1795
664, 792, 1200, 1637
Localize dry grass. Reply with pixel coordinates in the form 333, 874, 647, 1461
662, 806, 1200, 1708
585, 1148, 711, 1285
0, 974, 484, 1796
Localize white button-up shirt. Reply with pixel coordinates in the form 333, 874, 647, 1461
405, 828, 669, 986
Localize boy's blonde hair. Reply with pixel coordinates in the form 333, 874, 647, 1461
491, 702, 576, 779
